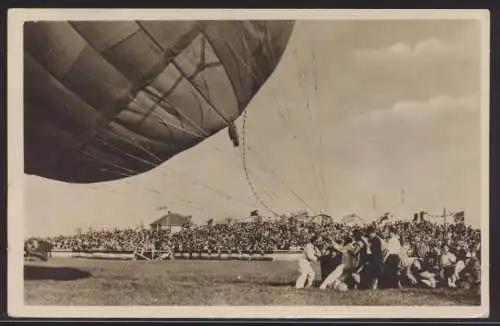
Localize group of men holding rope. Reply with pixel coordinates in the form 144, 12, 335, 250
295, 224, 480, 291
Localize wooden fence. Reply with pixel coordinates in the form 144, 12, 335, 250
49, 249, 302, 262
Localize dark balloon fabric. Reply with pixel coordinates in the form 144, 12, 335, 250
24, 20, 294, 183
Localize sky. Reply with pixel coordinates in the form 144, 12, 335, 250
24, 19, 484, 237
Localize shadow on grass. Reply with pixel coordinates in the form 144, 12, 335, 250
24, 265, 91, 281
211, 279, 298, 287
265, 281, 298, 287
263, 280, 327, 287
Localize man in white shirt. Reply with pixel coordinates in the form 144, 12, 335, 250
384, 227, 402, 288
440, 244, 457, 287
295, 235, 321, 289
385, 228, 402, 260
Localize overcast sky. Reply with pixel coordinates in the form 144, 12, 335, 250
25, 19, 484, 237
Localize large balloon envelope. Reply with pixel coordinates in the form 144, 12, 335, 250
24, 20, 294, 183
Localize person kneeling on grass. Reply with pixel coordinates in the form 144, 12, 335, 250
349, 230, 370, 289
318, 237, 350, 292
458, 255, 480, 289
398, 249, 436, 288
295, 235, 321, 289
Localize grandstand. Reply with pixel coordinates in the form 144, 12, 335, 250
25, 210, 480, 265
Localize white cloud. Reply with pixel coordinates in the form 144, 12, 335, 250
352, 94, 479, 124
353, 38, 452, 61
392, 93, 477, 114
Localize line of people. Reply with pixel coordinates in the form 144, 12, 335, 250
296, 225, 481, 291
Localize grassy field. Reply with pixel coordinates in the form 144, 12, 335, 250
24, 258, 480, 306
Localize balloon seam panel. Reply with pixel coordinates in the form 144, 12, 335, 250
24, 52, 108, 151
135, 21, 231, 126
67, 22, 155, 153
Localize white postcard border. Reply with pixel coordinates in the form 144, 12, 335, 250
7, 8, 491, 319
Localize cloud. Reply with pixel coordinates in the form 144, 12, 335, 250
344, 93, 481, 167
352, 94, 479, 124
393, 93, 477, 116
353, 38, 453, 62
329, 28, 481, 120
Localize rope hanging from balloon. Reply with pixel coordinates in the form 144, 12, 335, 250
241, 110, 280, 217
223, 26, 318, 218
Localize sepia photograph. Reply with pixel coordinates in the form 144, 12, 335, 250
8, 9, 490, 318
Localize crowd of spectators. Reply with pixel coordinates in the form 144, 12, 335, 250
23, 215, 481, 290
25, 216, 481, 263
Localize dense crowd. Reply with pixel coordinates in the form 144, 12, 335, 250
26, 220, 308, 254
25, 218, 479, 257
25, 217, 481, 290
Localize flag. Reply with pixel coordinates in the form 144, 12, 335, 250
454, 211, 465, 223
250, 210, 259, 217
419, 211, 426, 222
378, 213, 390, 224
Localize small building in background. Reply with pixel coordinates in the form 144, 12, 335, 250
149, 211, 192, 233
311, 213, 333, 225
342, 213, 364, 225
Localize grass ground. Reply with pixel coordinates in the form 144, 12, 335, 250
24, 258, 480, 306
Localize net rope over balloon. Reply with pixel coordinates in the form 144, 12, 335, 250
24, 20, 295, 184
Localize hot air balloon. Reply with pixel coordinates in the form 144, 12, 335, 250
24, 20, 294, 183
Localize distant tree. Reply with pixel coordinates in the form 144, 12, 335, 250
207, 218, 214, 226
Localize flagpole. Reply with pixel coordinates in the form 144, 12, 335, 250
400, 188, 405, 220
443, 207, 447, 243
